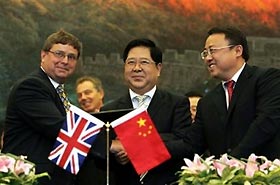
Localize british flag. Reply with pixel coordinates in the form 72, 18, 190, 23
48, 105, 105, 174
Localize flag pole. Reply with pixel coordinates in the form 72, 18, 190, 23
105, 121, 110, 185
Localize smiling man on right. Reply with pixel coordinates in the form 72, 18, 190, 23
185, 26, 280, 160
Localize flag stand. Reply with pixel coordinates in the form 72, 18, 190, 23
105, 121, 110, 185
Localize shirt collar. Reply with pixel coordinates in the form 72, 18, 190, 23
222, 63, 246, 86
129, 85, 157, 100
41, 66, 61, 89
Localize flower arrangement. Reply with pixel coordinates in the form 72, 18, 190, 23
0, 153, 49, 185
178, 153, 280, 185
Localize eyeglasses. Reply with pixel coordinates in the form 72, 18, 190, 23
48, 50, 78, 61
200, 45, 235, 60
125, 58, 156, 67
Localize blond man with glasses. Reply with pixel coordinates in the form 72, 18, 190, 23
2, 29, 82, 185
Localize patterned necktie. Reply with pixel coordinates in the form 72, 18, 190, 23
56, 84, 71, 111
225, 80, 235, 103
135, 95, 148, 108
135, 95, 148, 181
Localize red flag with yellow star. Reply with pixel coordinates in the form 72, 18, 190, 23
110, 107, 171, 174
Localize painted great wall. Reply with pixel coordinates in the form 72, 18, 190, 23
75, 36, 280, 103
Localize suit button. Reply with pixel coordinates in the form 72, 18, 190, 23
227, 148, 232, 153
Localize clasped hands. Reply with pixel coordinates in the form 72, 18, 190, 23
110, 139, 129, 165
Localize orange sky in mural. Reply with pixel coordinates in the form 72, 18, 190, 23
164, 0, 279, 29
166, 0, 279, 12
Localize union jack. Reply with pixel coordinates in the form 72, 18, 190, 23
48, 105, 105, 174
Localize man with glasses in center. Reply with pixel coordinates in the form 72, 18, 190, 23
184, 26, 280, 160
96, 38, 192, 185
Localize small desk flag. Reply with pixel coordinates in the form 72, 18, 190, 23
48, 105, 105, 174
110, 107, 171, 174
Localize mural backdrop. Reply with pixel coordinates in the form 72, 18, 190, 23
1, 0, 280, 122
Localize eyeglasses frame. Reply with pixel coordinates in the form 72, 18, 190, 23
201, 45, 236, 60
48, 50, 78, 61
124, 58, 156, 68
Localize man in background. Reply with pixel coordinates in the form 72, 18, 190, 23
75, 76, 108, 185
76, 76, 104, 113
185, 91, 203, 123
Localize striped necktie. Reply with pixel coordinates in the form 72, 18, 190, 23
56, 84, 71, 111
135, 95, 148, 108
135, 95, 148, 181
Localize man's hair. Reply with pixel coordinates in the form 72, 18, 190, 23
207, 26, 249, 62
76, 76, 103, 92
122, 38, 162, 64
42, 29, 82, 58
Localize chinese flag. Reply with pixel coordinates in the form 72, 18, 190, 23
110, 107, 171, 174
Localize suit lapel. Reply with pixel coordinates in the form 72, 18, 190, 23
118, 93, 134, 109
212, 85, 228, 119
36, 68, 66, 115
147, 89, 164, 118
227, 65, 252, 114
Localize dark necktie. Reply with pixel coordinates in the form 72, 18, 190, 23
56, 84, 71, 111
226, 80, 235, 103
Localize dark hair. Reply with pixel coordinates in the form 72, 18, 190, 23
185, 91, 203, 98
42, 29, 82, 59
122, 38, 162, 64
207, 26, 249, 62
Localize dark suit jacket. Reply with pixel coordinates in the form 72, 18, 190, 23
188, 64, 280, 160
2, 68, 76, 185
98, 89, 192, 185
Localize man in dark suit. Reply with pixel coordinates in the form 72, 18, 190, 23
185, 26, 280, 160
98, 38, 192, 185
75, 76, 107, 185
2, 29, 82, 185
